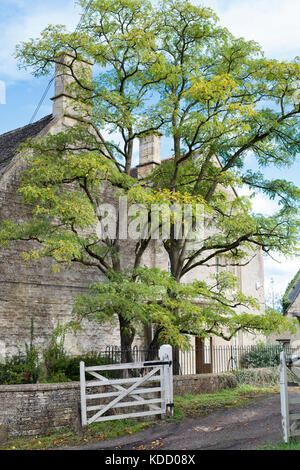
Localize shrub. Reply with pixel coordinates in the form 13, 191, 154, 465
0, 319, 125, 385
239, 344, 284, 369
0, 317, 40, 385
41, 329, 70, 383
39, 350, 120, 383
233, 367, 280, 386
0, 349, 117, 384
64, 351, 120, 381
40, 326, 120, 382
0, 318, 120, 384
0, 349, 40, 385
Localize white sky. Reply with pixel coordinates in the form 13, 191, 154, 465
199, 0, 300, 60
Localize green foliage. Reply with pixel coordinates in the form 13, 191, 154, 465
0, 348, 118, 385
40, 349, 117, 383
239, 343, 284, 369
40, 326, 118, 382
65, 352, 120, 381
71, 267, 296, 350
41, 327, 71, 383
3, 417, 154, 450
0, 0, 299, 349
233, 367, 280, 386
174, 385, 275, 418
0, 351, 40, 385
258, 439, 300, 451
0, 317, 40, 385
0, 323, 117, 385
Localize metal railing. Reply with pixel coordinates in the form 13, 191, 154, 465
103, 344, 300, 376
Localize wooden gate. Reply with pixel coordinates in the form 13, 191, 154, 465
80, 344, 173, 426
280, 351, 300, 443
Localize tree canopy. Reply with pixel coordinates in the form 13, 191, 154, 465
1, 0, 299, 351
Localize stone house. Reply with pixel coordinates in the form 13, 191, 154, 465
287, 277, 300, 318
0, 53, 266, 369
281, 273, 300, 348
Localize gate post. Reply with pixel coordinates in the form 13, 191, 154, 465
159, 345, 174, 417
280, 351, 290, 443
80, 361, 87, 427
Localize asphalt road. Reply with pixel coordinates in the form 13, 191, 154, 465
66, 392, 300, 451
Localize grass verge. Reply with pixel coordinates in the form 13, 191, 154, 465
1, 419, 153, 451
256, 438, 300, 450
1, 384, 278, 450
173, 384, 278, 418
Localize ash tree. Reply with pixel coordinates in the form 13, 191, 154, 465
1, 0, 299, 355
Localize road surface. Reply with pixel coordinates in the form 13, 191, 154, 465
66, 392, 300, 450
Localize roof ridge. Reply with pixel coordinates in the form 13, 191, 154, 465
0, 114, 54, 175
289, 272, 300, 303
0, 114, 53, 139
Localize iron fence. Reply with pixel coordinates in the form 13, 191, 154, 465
102, 344, 300, 376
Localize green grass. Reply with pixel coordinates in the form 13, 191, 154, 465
174, 384, 278, 418
257, 439, 300, 450
2, 419, 153, 451
1, 384, 278, 450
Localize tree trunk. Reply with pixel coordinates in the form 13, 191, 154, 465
146, 326, 163, 361
119, 314, 135, 363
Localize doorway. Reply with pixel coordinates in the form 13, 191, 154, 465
195, 337, 213, 373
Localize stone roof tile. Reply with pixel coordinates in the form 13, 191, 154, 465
289, 277, 300, 305
0, 114, 53, 174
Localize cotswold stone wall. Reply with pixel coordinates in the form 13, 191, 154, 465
0, 373, 237, 440
0, 368, 279, 441
0, 382, 80, 440
173, 372, 237, 396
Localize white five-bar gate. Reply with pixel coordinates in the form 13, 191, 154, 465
80, 344, 173, 426
280, 351, 300, 443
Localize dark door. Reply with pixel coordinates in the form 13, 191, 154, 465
195, 337, 213, 374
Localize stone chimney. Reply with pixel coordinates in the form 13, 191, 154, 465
51, 51, 93, 121
137, 133, 161, 178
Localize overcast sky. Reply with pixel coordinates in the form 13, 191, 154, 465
0, 0, 299, 299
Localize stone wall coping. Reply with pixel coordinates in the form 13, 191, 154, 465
0, 381, 80, 393
0, 368, 272, 392
173, 372, 233, 381
0, 373, 235, 392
